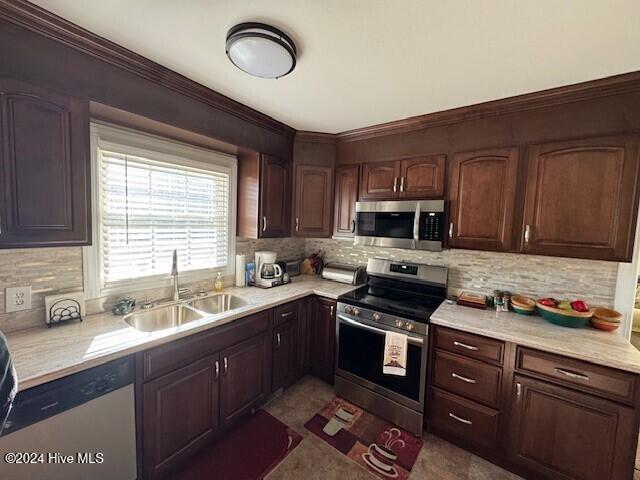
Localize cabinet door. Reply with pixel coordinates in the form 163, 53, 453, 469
399, 154, 445, 199
448, 147, 519, 251
333, 164, 359, 237
142, 356, 219, 479
0, 79, 90, 248
295, 298, 311, 380
259, 154, 291, 237
294, 165, 333, 237
272, 320, 295, 391
359, 160, 400, 200
509, 375, 637, 480
310, 297, 337, 384
522, 135, 640, 261
219, 334, 268, 427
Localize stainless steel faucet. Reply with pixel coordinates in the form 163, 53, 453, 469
171, 249, 179, 301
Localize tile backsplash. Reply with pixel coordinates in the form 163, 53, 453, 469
0, 237, 305, 333
306, 238, 619, 307
0, 236, 621, 333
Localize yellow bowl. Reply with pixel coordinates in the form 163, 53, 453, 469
592, 307, 622, 324
511, 295, 536, 309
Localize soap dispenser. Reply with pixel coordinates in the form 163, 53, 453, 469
214, 272, 224, 292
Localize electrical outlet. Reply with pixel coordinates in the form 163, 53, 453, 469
5, 286, 32, 313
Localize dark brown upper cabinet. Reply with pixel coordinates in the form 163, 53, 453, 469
0, 79, 90, 248
399, 154, 445, 198
522, 135, 640, 261
333, 164, 360, 237
237, 152, 291, 239
359, 160, 400, 200
359, 155, 445, 200
448, 147, 519, 252
293, 165, 333, 237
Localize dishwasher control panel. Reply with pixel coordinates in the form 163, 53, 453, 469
1, 356, 134, 437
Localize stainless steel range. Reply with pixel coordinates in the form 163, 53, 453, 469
335, 258, 448, 435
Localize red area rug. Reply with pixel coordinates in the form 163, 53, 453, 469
176, 410, 302, 480
305, 397, 422, 479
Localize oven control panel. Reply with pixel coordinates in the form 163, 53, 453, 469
337, 302, 427, 337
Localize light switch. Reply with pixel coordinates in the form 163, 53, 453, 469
5, 286, 32, 313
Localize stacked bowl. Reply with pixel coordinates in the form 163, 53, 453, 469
590, 308, 622, 332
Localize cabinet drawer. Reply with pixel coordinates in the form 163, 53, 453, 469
143, 310, 270, 381
433, 349, 502, 408
274, 301, 298, 327
516, 347, 638, 405
434, 327, 504, 365
429, 388, 499, 451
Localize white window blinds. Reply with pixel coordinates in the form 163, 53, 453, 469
98, 150, 230, 285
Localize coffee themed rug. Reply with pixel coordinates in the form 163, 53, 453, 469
304, 397, 422, 479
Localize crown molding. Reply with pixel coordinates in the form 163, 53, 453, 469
336, 70, 640, 143
0, 0, 295, 138
295, 130, 337, 144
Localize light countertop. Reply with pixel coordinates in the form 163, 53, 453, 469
431, 302, 640, 374
5, 276, 357, 391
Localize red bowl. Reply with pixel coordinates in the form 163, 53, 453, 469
590, 318, 620, 332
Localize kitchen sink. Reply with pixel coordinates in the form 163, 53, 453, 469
124, 304, 204, 332
188, 294, 248, 314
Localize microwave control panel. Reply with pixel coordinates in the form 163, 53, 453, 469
419, 212, 444, 241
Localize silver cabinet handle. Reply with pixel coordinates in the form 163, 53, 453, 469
281, 311, 294, 318
393, 177, 398, 192
276, 332, 281, 347
400, 176, 405, 192
214, 360, 220, 379
223, 357, 228, 375
452, 372, 476, 384
555, 368, 589, 381
262, 216, 267, 232
524, 224, 531, 244
516, 382, 522, 399
449, 413, 472, 425
295, 217, 300, 231
330, 305, 335, 317
453, 341, 478, 351
449, 222, 454, 239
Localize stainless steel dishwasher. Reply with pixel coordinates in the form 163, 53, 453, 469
0, 356, 137, 479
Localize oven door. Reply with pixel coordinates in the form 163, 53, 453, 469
335, 313, 427, 412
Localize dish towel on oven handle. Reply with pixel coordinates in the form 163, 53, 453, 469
383, 330, 408, 376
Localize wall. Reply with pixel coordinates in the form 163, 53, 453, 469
0, 237, 305, 333
306, 238, 619, 307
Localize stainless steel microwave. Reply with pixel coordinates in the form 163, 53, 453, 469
354, 200, 445, 251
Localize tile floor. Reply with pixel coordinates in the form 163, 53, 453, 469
263, 376, 522, 479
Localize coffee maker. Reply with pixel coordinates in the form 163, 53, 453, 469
254, 251, 283, 288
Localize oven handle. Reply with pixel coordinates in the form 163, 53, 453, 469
338, 315, 424, 346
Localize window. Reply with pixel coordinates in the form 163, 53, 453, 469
84, 122, 237, 298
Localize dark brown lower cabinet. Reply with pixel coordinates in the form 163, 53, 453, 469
142, 356, 220, 479
140, 312, 271, 479
509, 375, 637, 480
272, 319, 296, 391
310, 296, 337, 384
219, 334, 269, 427
428, 325, 640, 480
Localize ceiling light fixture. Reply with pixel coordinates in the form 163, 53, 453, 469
225, 22, 297, 79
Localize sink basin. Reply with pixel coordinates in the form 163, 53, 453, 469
124, 304, 204, 332
188, 294, 248, 314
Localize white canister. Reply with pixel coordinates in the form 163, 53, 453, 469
235, 254, 247, 287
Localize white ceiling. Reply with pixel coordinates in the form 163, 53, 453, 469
32, 0, 640, 133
